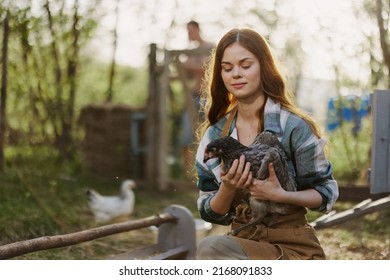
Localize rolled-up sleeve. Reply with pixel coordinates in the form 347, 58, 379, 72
197, 190, 234, 225
290, 123, 339, 213
195, 122, 237, 225
196, 161, 234, 225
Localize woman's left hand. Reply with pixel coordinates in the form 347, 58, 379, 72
248, 163, 287, 203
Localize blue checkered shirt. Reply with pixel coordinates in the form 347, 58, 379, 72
195, 98, 339, 225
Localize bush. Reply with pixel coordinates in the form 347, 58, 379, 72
326, 117, 371, 184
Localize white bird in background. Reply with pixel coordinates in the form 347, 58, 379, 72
86, 179, 136, 223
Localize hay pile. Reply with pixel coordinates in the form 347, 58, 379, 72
79, 103, 146, 179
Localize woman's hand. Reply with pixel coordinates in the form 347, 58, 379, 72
220, 155, 253, 190
248, 163, 287, 203
210, 155, 253, 215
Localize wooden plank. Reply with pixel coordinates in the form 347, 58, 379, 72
370, 90, 390, 194
148, 245, 188, 260
109, 244, 162, 260
110, 244, 188, 260
310, 195, 390, 229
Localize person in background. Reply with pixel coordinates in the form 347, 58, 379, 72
194, 28, 339, 259
181, 20, 214, 179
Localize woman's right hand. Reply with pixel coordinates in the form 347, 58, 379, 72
209, 155, 252, 216
220, 155, 253, 190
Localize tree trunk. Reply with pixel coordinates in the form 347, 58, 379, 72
45, 0, 63, 142
376, 0, 390, 87
106, 0, 120, 103
0, 12, 9, 172
45, 0, 77, 159
58, 0, 81, 160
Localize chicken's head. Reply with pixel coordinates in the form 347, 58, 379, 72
203, 136, 241, 163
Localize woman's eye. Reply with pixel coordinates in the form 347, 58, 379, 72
222, 68, 232, 72
242, 64, 251, 69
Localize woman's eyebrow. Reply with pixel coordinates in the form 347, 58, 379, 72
221, 61, 232, 66
221, 57, 254, 64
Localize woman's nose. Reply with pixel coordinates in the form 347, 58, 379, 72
233, 67, 242, 78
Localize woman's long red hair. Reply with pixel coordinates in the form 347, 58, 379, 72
197, 28, 321, 141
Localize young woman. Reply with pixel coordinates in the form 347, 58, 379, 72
195, 28, 338, 259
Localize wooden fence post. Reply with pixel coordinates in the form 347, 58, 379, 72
146, 44, 168, 192
370, 89, 390, 194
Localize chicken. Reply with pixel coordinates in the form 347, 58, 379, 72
85, 179, 136, 223
203, 131, 297, 235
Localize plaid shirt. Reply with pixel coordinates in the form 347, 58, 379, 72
195, 98, 339, 225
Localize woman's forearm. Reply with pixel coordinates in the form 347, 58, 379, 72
282, 188, 323, 209
209, 184, 237, 215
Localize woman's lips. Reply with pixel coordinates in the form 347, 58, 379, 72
231, 83, 246, 89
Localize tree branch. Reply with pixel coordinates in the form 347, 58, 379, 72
0, 213, 176, 260
376, 0, 390, 83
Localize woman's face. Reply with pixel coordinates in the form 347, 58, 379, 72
221, 42, 262, 101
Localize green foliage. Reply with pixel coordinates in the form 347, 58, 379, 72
1, 147, 73, 243
1, 0, 104, 156
76, 60, 148, 107
327, 117, 372, 183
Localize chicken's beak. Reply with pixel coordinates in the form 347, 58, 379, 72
203, 149, 216, 163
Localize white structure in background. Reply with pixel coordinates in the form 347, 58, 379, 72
295, 78, 338, 127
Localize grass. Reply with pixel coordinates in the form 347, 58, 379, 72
327, 119, 371, 184
0, 145, 199, 259
316, 207, 390, 260
1, 145, 389, 260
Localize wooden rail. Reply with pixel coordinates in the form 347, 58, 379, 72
0, 205, 196, 260
310, 195, 390, 229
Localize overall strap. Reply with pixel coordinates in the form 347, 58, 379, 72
221, 106, 238, 137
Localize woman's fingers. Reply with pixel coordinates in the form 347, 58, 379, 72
267, 162, 277, 182
234, 155, 246, 178
224, 158, 239, 179
222, 155, 252, 188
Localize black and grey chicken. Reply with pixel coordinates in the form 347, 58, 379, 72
203, 131, 297, 235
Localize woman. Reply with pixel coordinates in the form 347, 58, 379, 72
195, 28, 338, 260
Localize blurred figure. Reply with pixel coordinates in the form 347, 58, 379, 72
181, 20, 214, 179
